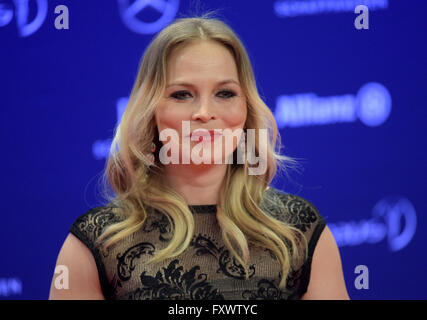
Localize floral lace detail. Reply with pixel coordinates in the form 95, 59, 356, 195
142, 210, 173, 242
262, 189, 320, 233
242, 279, 286, 300
191, 234, 256, 280
127, 259, 224, 300
116, 242, 155, 281
74, 206, 118, 240
283, 196, 318, 232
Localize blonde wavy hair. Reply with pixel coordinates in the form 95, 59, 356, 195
96, 12, 308, 289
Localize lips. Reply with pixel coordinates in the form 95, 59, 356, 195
189, 130, 222, 142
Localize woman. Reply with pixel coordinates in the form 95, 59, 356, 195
49, 13, 349, 300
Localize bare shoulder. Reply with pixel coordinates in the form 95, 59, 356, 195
300, 225, 350, 300
48, 233, 105, 300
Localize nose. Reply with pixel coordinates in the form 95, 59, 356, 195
191, 96, 217, 122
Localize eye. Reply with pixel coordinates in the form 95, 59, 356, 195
170, 90, 192, 100
217, 90, 236, 99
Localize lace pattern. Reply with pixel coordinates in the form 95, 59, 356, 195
69, 186, 326, 300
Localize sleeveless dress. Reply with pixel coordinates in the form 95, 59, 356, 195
69, 186, 326, 300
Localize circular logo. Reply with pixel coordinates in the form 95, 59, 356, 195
356, 82, 392, 127
0, 3, 13, 27
118, 0, 180, 35
372, 196, 417, 251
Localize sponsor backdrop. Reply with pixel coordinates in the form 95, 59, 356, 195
1, 0, 426, 299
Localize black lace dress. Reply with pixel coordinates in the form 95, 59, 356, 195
69, 186, 326, 300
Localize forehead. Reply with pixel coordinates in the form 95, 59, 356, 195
166, 40, 239, 82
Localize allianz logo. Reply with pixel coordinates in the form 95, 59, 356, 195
329, 196, 417, 252
274, 82, 392, 128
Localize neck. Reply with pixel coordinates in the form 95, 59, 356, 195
162, 163, 227, 205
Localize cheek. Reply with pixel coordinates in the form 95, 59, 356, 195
155, 104, 189, 131
220, 101, 247, 128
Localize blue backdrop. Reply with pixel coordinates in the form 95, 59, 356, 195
1, 0, 426, 299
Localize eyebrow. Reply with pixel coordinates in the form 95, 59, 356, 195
166, 79, 240, 88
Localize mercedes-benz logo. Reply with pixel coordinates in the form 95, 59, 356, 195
118, 0, 180, 35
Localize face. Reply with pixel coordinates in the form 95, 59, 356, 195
154, 40, 247, 165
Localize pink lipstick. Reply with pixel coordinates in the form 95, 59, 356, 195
189, 130, 222, 142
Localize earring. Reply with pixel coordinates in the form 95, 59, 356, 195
144, 142, 156, 167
